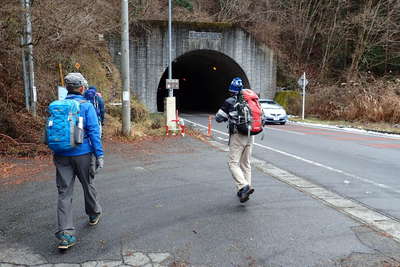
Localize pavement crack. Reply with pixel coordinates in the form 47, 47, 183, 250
120, 238, 125, 265
351, 225, 400, 264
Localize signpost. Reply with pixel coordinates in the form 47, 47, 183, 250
165, 0, 178, 132
166, 79, 179, 90
297, 72, 309, 120
165, 78, 179, 132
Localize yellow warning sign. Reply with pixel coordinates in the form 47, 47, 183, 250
75, 63, 81, 70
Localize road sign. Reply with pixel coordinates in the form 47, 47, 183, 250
166, 79, 179, 89
75, 63, 81, 70
298, 72, 308, 120
297, 75, 308, 88
57, 86, 68, 100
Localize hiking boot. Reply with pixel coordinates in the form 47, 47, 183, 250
248, 186, 255, 195
238, 185, 251, 203
56, 232, 76, 250
237, 186, 254, 197
88, 213, 101, 226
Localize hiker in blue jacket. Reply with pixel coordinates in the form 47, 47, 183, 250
84, 85, 105, 137
53, 72, 104, 250
84, 85, 105, 126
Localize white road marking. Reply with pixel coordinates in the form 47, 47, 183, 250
290, 120, 400, 140
183, 118, 400, 195
205, 130, 400, 244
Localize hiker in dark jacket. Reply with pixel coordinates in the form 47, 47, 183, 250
215, 77, 255, 203
53, 73, 104, 250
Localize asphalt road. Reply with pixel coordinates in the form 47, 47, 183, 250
182, 113, 400, 221
1, 129, 400, 266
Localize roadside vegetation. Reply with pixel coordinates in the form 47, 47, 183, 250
1, 0, 400, 157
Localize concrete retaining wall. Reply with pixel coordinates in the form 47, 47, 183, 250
108, 21, 276, 112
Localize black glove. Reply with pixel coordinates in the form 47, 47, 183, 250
96, 156, 104, 172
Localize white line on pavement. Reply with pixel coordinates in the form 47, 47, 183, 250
251, 159, 400, 244
206, 136, 400, 244
183, 118, 400, 195
290, 120, 400, 140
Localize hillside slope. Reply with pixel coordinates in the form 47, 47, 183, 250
1, 0, 400, 155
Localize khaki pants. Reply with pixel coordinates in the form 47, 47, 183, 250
228, 133, 253, 190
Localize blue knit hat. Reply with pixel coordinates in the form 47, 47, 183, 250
229, 77, 243, 94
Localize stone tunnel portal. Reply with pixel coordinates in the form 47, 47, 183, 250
157, 50, 249, 113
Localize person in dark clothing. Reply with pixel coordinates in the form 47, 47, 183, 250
53, 73, 104, 250
215, 77, 256, 203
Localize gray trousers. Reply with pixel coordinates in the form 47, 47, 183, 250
228, 133, 253, 190
54, 153, 102, 235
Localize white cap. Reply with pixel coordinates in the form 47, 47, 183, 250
64, 73, 88, 89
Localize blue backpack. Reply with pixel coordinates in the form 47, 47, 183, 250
84, 88, 100, 117
45, 99, 84, 153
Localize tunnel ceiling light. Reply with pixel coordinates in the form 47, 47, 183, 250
212, 66, 217, 71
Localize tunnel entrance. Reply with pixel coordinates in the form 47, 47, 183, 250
157, 50, 249, 113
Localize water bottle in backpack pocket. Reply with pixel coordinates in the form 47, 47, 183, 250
45, 99, 84, 153
73, 116, 84, 144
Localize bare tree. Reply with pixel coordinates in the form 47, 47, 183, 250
346, 0, 400, 80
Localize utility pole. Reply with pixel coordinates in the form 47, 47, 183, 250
168, 0, 173, 98
20, 0, 37, 116
20, 35, 30, 111
165, 0, 178, 133
121, 0, 131, 136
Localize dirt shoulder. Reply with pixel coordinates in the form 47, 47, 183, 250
0, 134, 201, 186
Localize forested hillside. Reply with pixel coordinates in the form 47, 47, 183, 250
1, 0, 400, 153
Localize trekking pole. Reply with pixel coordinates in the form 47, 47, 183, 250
207, 116, 212, 136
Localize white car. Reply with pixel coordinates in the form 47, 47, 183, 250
259, 99, 288, 125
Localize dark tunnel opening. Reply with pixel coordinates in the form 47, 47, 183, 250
157, 50, 249, 113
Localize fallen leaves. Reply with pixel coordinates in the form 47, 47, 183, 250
0, 156, 53, 185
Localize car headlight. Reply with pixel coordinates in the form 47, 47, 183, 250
263, 110, 272, 116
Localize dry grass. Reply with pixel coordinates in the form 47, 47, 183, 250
2, 0, 400, 156
106, 102, 165, 140
305, 79, 400, 124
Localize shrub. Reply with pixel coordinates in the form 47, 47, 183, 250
274, 90, 301, 115
306, 79, 400, 123
131, 99, 149, 123
149, 113, 165, 129
106, 104, 122, 120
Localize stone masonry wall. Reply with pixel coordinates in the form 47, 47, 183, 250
108, 22, 276, 112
